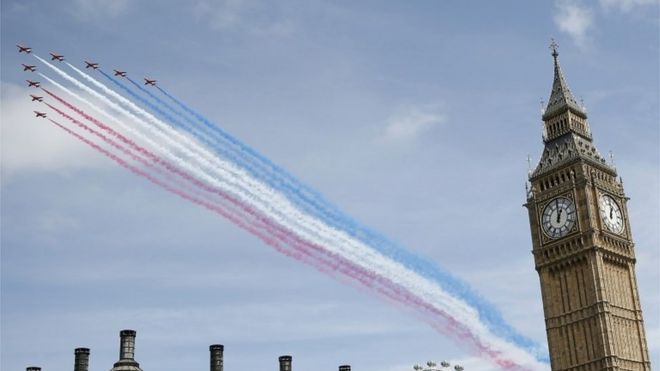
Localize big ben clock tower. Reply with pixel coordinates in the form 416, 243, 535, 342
525, 42, 651, 370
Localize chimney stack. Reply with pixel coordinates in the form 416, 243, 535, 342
278, 355, 292, 371
339, 366, 351, 371
74, 348, 90, 371
27, 367, 41, 371
119, 329, 136, 360
111, 329, 141, 371
209, 344, 224, 371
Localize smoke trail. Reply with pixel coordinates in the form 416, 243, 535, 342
153, 86, 543, 356
99, 69, 534, 356
49, 109, 536, 370
38, 57, 283, 222
35, 59, 547, 367
47, 110, 527, 369
44, 117, 317, 264
149, 80, 527, 352
45, 98, 445, 318
45, 92, 289, 239
157, 83, 343, 214
49, 61, 381, 279
126, 76, 219, 143
123, 74, 361, 233
41, 60, 404, 297
40, 62, 332, 263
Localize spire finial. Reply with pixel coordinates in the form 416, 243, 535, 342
543, 38, 587, 120
550, 38, 559, 61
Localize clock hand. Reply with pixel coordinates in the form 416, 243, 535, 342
609, 206, 613, 219
556, 209, 562, 223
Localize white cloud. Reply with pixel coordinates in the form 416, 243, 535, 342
599, 0, 659, 12
194, 0, 245, 30
37, 210, 81, 233
380, 106, 446, 145
554, 0, 594, 49
0, 83, 109, 179
70, 0, 130, 19
194, 0, 294, 35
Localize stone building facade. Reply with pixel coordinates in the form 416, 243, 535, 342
525, 44, 651, 370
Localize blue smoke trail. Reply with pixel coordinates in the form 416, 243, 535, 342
93, 68, 547, 360
127, 76, 347, 220
96, 69, 352, 230
126, 77, 228, 154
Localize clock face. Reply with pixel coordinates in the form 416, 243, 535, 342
599, 194, 624, 234
541, 197, 577, 239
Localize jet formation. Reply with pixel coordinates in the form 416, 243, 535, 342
19, 44, 160, 119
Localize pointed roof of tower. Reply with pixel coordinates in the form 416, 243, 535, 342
542, 40, 587, 120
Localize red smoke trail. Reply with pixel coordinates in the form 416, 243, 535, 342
43, 102, 527, 369
42, 105, 393, 296
45, 93, 229, 208
45, 117, 321, 265
43, 96, 332, 270
43, 88, 159, 164
42, 91, 359, 278
45, 90, 259, 219
43, 106, 409, 301
43, 115, 422, 318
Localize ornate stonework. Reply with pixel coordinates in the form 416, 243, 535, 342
524, 46, 651, 370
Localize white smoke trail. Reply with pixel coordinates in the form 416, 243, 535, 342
39, 74, 158, 154
61, 60, 480, 324
37, 56, 547, 370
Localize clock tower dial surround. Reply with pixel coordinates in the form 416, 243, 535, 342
540, 195, 578, 239
524, 43, 650, 370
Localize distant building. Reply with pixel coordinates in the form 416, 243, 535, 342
24, 329, 352, 371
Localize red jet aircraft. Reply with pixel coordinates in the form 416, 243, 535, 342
49, 52, 64, 61
144, 78, 157, 86
30, 95, 44, 102
85, 61, 99, 69
113, 69, 127, 77
17, 44, 32, 53
22, 64, 37, 72
34, 111, 47, 118
26, 80, 40, 87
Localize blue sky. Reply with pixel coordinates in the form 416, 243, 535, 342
1, 1, 658, 370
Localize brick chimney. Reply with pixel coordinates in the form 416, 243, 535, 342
278, 355, 292, 371
209, 344, 224, 371
74, 348, 90, 371
339, 366, 351, 371
111, 329, 142, 371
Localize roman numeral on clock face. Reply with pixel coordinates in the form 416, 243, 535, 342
541, 197, 576, 239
